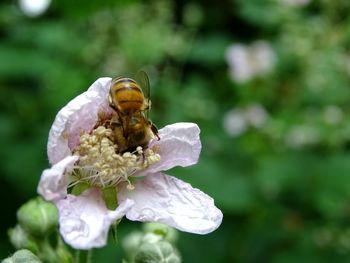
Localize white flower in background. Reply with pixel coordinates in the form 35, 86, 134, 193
324, 105, 343, 125
223, 108, 247, 137
245, 103, 269, 128
37, 78, 223, 249
225, 41, 276, 83
18, 0, 51, 17
225, 44, 252, 83
251, 41, 276, 76
223, 103, 269, 137
280, 0, 310, 7
285, 125, 320, 149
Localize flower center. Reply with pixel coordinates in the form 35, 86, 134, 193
70, 126, 160, 189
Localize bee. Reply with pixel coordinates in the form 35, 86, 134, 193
108, 71, 159, 153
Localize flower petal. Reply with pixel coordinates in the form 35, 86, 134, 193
37, 155, 79, 202
119, 173, 222, 234
139, 122, 201, 175
48, 77, 112, 165
56, 188, 134, 249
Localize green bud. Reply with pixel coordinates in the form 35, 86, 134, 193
122, 231, 143, 256
17, 197, 58, 237
2, 249, 42, 263
143, 223, 178, 244
134, 241, 181, 263
8, 225, 38, 252
144, 223, 168, 236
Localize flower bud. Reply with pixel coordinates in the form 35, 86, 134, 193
122, 231, 143, 256
141, 233, 163, 244
143, 223, 178, 244
2, 249, 42, 263
17, 197, 58, 237
134, 241, 181, 263
8, 225, 38, 252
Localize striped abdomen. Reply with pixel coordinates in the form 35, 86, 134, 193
110, 77, 145, 113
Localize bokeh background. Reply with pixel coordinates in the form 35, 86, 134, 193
2, 0, 350, 262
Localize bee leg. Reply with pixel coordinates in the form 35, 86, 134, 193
151, 123, 160, 140
142, 151, 146, 163
109, 102, 119, 113
155, 133, 160, 141
114, 110, 127, 139
108, 94, 119, 112
109, 120, 121, 130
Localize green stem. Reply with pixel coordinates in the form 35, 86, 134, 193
76, 250, 92, 263
39, 240, 57, 263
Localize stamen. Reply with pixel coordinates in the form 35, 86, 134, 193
126, 183, 135, 191
70, 126, 161, 188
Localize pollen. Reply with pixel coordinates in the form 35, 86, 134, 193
71, 126, 160, 189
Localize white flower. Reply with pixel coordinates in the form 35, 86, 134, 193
223, 103, 269, 137
323, 105, 343, 125
280, 0, 310, 7
251, 41, 276, 76
245, 103, 269, 128
225, 41, 276, 83
18, 0, 51, 17
38, 78, 223, 249
223, 109, 247, 137
285, 125, 320, 149
225, 44, 252, 83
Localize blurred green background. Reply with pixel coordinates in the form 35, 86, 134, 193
2, 0, 350, 262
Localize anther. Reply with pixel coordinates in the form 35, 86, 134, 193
71, 125, 161, 189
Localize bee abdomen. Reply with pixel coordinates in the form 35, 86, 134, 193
112, 78, 145, 112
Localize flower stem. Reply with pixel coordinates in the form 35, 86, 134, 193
37, 238, 58, 263
76, 250, 91, 263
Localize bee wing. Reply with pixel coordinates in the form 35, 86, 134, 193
135, 70, 151, 117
